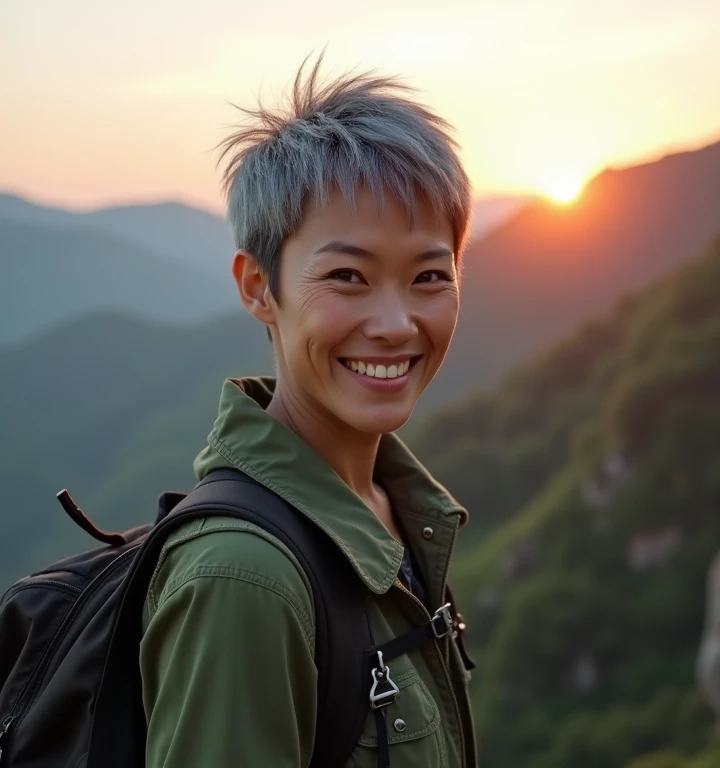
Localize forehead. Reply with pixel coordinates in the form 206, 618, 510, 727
290, 185, 455, 252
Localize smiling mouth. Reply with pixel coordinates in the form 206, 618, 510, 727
338, 356, 422, 380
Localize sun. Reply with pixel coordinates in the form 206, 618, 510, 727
545, 173, 584, 204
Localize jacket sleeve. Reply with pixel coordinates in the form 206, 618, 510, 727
139, 529, 318, 768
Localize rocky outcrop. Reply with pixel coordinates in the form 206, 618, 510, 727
565, 651, 600, 693
501, 537, 540, 579
626, 526, 683, 572
581, 453, 634, 509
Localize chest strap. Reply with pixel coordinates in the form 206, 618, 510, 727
368, 603, 460, 768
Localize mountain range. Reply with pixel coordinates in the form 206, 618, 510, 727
2, 135, 720, 768
0, 192, 527, 349
0, 194, 235, 275
4, 136, 720, 394
425, 136, 720, 403
0, 196, 241, 348
1, 133, 719, 583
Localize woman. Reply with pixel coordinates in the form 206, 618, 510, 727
140, 56, 477, 768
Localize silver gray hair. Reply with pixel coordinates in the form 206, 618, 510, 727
217, 54, 471, 298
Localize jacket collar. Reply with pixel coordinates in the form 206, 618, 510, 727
193, 377, 467, 594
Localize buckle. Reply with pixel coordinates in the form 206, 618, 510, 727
432, 603, 454, 639
369, 650, 400, 709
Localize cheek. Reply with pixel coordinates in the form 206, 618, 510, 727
422, 293, 459, 349
286, 287, 360, 349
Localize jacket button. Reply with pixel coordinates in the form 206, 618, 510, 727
422, 526, 434, 540
393, 718, 406, 732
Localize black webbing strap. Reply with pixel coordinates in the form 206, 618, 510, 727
368, 603, 456, 768
376, 708, 390, 768
375, 604, 454, 664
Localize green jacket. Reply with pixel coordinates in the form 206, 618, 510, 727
140, 377, 477, 767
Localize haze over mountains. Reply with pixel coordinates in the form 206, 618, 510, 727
4, 135, 719, 368
1, 135, 718, 402
0, 194, 235, 274
0, 196, 240, 348
0, 191, 526, 349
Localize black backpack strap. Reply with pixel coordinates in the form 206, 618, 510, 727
364, 603, 457, 768
173, 469, 373, 768
89, 468, 371, 768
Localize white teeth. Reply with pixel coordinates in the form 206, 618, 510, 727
343, 358, 414, 379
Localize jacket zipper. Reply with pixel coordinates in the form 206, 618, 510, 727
393, 525, 466, 767
0, 548, 138, 765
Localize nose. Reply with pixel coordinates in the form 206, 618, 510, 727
363, 291, 419, 346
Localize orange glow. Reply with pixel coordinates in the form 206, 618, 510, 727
544, 173, 585, 204
1, 2, 719, 211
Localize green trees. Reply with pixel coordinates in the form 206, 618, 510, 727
415, 236, 720, 767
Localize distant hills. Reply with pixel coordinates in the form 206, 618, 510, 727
5, 133, 719, 388
1, 133, 719, 581
0, 214, 242, 347
426, 136, 720, 404
0, 311, 273, 584
0, 192, 527, 348
0, 192, 525, 273
0, 194, 235, 274
0, 195, 241, 347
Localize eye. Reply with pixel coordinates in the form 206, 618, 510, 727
415, 270, 452, 284
328, 269, 365, 284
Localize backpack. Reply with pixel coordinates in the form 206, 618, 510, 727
0, 468, 375, 768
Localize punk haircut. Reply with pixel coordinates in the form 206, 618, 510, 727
217, 53, 472, 299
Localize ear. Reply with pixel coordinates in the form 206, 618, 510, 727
232, 250, 276, 326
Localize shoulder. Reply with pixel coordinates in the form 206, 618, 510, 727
145, 516, 315, 639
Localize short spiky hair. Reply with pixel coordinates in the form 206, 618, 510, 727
218, 54, 471, 298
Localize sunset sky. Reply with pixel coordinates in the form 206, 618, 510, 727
2, 0, 719, 213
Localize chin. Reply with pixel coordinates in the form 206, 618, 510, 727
338, 404, 415, 435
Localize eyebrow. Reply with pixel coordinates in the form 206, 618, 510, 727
314, 240, 454, 262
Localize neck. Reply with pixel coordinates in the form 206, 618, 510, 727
266, 382, 381, 500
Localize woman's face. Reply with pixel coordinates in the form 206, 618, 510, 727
266, 186, 458, 435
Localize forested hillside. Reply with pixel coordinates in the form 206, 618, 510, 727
1, 212, 719, 768
413, 236, 720, 767
0, 312, 272, 585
